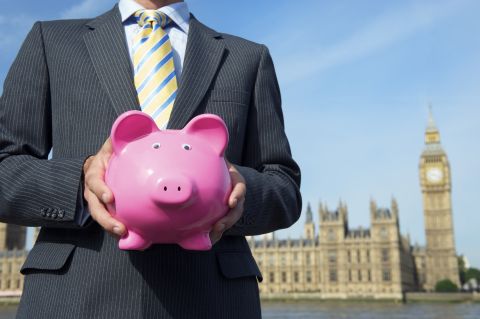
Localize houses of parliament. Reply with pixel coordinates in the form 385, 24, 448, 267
248, 111, 460, 299
0, 111, 462, 299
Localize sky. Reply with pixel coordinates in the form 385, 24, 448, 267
1, 0, 479, 267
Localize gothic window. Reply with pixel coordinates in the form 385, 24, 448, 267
281, 272, 287, 283
329, 269, 337, 282
357, 250, 361, 263
328, 250, 337, 263
306, 271, 312, 283
366, 250, 371, 262
382, 269, 391, 282
294, 272, 299, 283
280, 253, 286, 266
269, 255, 275, 266
348, 270, 352, 282
368, 270, 372, 281
328, 228, 336, 241
347, 250, 351, 263
306, 252, 311, 265
381, 249, 389, 263
358, 270, 362, 282
380, 227, 388, 239
269, 272, 275, 283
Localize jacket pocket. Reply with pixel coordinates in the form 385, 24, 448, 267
208, 89, 250, 105
20, 241, 76, 275
216, 251, 263, 282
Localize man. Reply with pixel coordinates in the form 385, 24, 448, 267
0, 0, 301, 318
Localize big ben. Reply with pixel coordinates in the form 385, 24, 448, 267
419, 108, 460, 291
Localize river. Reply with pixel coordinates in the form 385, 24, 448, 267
0, 302, 479, 318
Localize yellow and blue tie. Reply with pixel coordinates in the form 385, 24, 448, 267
132, 10, 177, 129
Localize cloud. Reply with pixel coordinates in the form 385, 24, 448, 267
60, 0, 114, 19
276, 0, 472, 85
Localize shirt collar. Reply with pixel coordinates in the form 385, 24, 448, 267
118, 0, 190, 33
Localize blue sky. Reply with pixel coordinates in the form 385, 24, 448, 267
1, 0, 479, 267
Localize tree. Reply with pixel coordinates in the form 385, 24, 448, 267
458, 256, 467, 284
435, 279, 458, 292
465, 268, 480, 282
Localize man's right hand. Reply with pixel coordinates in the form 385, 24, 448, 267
83, 138, 126, 237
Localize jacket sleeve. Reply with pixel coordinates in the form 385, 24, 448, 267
225, 45, 302, 236
0, 22, 89, 228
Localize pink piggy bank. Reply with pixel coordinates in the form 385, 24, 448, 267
105, 110, 232, 251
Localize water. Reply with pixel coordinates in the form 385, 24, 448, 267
262, 302, 480, 319
1, 303, 479, 318
0, 307, 16, 319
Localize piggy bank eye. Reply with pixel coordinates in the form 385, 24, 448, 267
182, 143, 192, 151
152, 143, 161, 149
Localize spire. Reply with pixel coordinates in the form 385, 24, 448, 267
305, 202, 313, 223
426, 104, 438, 133
370, 197, 377, 219
425, 104, 441, 144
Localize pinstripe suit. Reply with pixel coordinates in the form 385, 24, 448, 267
0, 4, 301, 319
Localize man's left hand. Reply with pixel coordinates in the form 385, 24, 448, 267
210, 160, 246, 245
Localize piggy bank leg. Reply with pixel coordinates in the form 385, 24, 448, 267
118, 230, 151, 251
179, 232, 212, 251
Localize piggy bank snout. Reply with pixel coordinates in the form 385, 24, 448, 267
153, 175, 195, 206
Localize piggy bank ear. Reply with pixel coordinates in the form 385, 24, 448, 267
111, 111, 159, 154
184, 114, 229, 156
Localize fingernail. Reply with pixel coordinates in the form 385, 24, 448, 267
218, 224, 226, 232
102, 193, 109, 203
231, 198, 238, 207
113, 226, 122, 235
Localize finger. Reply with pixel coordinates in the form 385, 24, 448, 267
100, 138, 114, 165
228, 182, 246, 208
226, 163, 246, 208
85, 189, 125, 236
209, 231, 222, 246
216, 198, 245, 231
85, 162, 114, 205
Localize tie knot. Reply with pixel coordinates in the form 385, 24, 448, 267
134, 10, 170, 28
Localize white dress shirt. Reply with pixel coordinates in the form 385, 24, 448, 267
118, 0, 190, 80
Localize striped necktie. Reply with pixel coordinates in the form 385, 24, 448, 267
132, 10, 178, 129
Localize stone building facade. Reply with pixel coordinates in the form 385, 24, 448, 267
249, 199, 417, 299
0, 223, 28, 295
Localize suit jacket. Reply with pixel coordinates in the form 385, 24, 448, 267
0, 4, 301, 319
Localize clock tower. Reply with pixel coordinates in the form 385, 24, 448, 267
419, 108, 460, 291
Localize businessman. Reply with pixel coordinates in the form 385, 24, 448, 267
0, 0, 301, 318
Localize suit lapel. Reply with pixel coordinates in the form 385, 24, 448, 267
166, 17, 226, 130
83, 5, 141, 116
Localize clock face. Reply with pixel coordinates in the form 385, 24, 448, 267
426, 167, 443, 183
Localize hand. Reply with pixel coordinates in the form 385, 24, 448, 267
83, 138, 126, 237
210, 160, 246, 245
